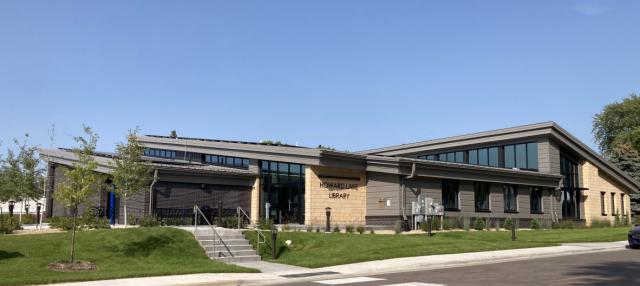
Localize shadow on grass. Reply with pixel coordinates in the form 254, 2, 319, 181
0, 251, 24, 260
110, 234, 176, 257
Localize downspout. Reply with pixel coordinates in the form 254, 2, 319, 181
401, 163, 417, 222
148, 169, 158, 215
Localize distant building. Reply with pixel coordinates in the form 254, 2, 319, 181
39, 122, 639, 227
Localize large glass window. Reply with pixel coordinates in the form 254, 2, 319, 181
204, 154, 249, 168
503, 184, 518, 213
530, 187, 543, 214
474, 182, 490, 211
455, 151, 464, 163
144, 148, 176, 159
515, 144, 527, 169
442, 179, 459, 210
469, 149, 478, 165
446, 152, 455, 162
478, 148, 488, 166
260, 161, 305, 224
527, 142, 538, 170
504, 145, 515, 168
488, 147, 499, 167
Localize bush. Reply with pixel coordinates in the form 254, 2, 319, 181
369, 229, 375, 234
0, 216, 22, 234
48, 216, 76, 230
613, 215, 629, 227
257, 218, 274, 230
315, 227, 320, 233
394, 220, 403, 234
127, 213, 138, 225
473, 218, 486, 231
20, 214, 37, 224
345, 225, 354, 234
530, 218, 541, 230
590, 219, 612, 228
441, 217, 464, 230
47, 213, 110, 230
306, 225, 314, 232
139, 216, 161, 227
220, 216, 244, 229
81, 214, 110, 229
332, 226, 340, 233
356, 225, 365, 234
503, 218, 514, 230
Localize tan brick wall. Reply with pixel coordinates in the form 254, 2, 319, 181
304, 166, 367, 226
581, 161, 632, 225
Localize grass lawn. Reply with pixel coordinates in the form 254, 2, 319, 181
246, 227, 630, 268
0, 227, 257, 286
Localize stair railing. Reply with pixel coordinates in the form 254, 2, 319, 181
193, 205, 234, 258
236, 206, 266, 255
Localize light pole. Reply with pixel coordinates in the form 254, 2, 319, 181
8, 201, 15, 217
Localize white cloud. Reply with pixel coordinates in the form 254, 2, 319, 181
573, 1, 610, 16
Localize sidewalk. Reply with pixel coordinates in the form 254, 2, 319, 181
51, 241, 629, 286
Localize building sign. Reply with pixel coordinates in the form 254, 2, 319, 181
318, 176, 360, 199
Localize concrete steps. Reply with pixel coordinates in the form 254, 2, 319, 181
193, 227, 261, 263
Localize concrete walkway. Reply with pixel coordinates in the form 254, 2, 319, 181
50, 241, 629, 286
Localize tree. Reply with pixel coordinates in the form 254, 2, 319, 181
169, 130, 178, 138
53, 126, 101, 265
0, 136, 45, 212
111, 128, 151, 226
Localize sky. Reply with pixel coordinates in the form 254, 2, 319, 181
0, 1, 638, 154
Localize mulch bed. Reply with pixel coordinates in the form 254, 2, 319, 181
47, 261, 97, 272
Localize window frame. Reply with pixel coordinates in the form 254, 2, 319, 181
503, 184, 518, 213
601, 192, 607, 216
474, 182, 491, 212
611, 193, 616, 216
442, 179, 460, 211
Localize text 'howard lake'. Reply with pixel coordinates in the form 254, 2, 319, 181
319, 181, 359, 199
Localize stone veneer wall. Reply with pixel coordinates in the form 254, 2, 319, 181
581, 161, 632, 225
304, 165, 367, 226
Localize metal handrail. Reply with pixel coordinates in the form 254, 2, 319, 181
236, 206, 252, 229
193, 205, 234, 258
255, 228, 267, 254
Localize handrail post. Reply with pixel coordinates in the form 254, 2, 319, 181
193, 205, 198, 232
237, 207, 241, 230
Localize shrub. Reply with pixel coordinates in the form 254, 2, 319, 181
614, 215, 628, 227
0, 216, 22, 234
221, 217, 244, 229
48, 216, 76, 230
462, 217, 471, 231
441, 218, 455, 230
139, 216, 161, 227
369, 229, 375, 234
356, 225, 365, 234
332, 226, 340, 233
81, 214, 110, 229
345, 225, 354, 234
257, 218, 274, 230
127, 213, 138, 225
621, 215, 630, 226
591, 219, 612, 228
20, 214, 37, 224
306, 225, 314, 232
503, 218, 514, 230
394, 220, 403, 234
473, 218, 486, 231
530, 218, 541, 230
315, 227, 320, 233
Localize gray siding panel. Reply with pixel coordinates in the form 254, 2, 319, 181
366, 172, 401, 217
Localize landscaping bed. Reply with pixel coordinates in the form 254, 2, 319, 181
245, 227, 630, 268
0, 227, 257, 286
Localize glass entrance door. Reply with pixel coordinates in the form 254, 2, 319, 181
261, 161, 305, 224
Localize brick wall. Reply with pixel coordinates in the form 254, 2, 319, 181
581, 161, 632, 225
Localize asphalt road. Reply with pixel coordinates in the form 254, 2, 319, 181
280, 249, 640, 286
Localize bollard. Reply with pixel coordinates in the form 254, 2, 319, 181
325, 207, 331, 232
270, 224, 278, 260
8, 201, 15, 217
36, 203, 42, 225
511, 219, 516, 241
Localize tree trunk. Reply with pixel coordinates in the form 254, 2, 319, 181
123, 192, 127, 228
70, 207, 77, 265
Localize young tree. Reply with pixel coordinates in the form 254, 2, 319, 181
53, 126, 101, 265
111, 128, 151, 226
15, 136, 45, 217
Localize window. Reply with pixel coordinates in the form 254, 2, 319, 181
426, 155, 436, 160
469, 149, 478, 165
144, 148, 176, 159
503, 184, 518, 213
203, 153, 249, 169
621, 194, 625, 215
478, 148, 488, 166
601, 192, 606, 215
504, 145, 515, 168
455, 151, 464, 163
438, 153, 446, 161
515, 144, 527, 169
488, 147, 499, 167
527, 142, 538, 170
611, 193, 616, 215
530, 187, 543, 214
474, 182, 491, 211
442, 179, 459, 210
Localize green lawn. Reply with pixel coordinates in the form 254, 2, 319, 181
0, 227, 257, 286
245, 228, 629, 268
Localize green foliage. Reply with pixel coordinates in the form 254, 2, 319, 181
317, 145, 336, 150
306, 225, 313, 232
593, 94, 640, 183
590, 219, 612, 228
221, 216, 245, 229
356, 225, 365, 234
0, 134, 45, 206
473, 218, 486, 231
369, 229, 375, 234
530, 218, 541, 230
503, 218, 514, 230
139, 216, 161, 227
332, 225, 340, 233
111, 128, 152, 226
345, 225, 354, 234
462, 216, 471, 231
393, 220, 403, 234
0, 215, 22, 234
315, 227, 320, 233
48, 213, 110, 231
282, 224, 291, 231
169, 130, 178, 138
20, 214, 36, 224
257, 218, 274, 230
260, 140, 284, 146
441, 217, 464, 230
